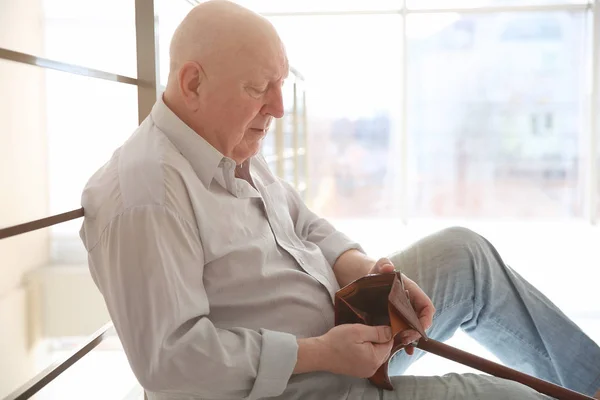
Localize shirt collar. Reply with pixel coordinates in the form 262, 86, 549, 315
150, 96, 226, 188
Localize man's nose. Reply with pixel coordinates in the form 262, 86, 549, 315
262, 85, 284, 118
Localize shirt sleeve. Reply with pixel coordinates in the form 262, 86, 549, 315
279, 180, 365, 267
81, 204, 298, 399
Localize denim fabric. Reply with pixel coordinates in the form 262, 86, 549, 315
380, 227, 600, 400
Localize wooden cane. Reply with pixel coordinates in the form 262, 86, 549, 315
416, 339, 595, 400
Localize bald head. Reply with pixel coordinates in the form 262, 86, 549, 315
168, 0, 284, 85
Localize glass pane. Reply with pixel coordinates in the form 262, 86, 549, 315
597, 82, 600, 220
407, 0, 589, 10
596, 13, 600, 222
284, 80, 296, 115
283, 81, 296, 151
32, 330, 140, 400
234, 0, 402, 13
297, 153, 307, 192
0, 61, 49, 228
283, 117, 294, 151
269, 15, 403, 219
46, 69, 139, 262
0, 0, 137, 77
406, 11, 588, 219
262, 126, 277, 157
284, 157, 295, 183
156, 0, 194, 88
0, 59, 137, 264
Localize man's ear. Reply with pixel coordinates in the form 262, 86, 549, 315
178, 61, 205, 110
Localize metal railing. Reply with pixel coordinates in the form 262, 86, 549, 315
0, 208, 84, 241
3, 322, 114, 400
0, 206, 145, 400
1, 0, 160, 395
0, 208, 146, 399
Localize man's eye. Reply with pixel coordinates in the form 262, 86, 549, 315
249, 86, 268, 96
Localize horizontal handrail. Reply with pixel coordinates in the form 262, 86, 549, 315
0, 208, 84, 240
4, 322, 115, 400
0, 48, 141, 86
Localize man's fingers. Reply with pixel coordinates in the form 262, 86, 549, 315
400, 329, 421, 345
371, 258, 396, 274
373, 340, 394, 364
419, 305, 435, 331
375, 258, 392, 268
403, 274, 435, 331
379, 264, 395, 273
420, 316, 433, 331
356, 324, 392, 343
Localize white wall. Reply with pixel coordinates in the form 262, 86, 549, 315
0, 0, 48, 396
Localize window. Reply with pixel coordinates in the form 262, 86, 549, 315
156, 0, 194, 87
406, 11, 588, 218
1, 0, 152, 395
0, 0, 137, 77
234, 0, 401, 13
266, 74, 309, 197
597, 79, 600, 220
407, 0, 590, 10
268, 15, 404, 218
45, 71, 138, 263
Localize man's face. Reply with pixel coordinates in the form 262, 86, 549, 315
197, 38, 288, 164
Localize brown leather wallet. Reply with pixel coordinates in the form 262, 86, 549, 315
334, 272, 594, 400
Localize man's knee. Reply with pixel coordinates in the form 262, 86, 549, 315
431, 226, 504, 279
436, 226, 484, 247
392, 226, 493, 280
434, 226, 493, 263
418, 226, 492, 277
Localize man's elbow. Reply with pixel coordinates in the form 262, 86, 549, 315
132, 353, 251, 398
134, 359, 172, 393
128, 347, 183, 394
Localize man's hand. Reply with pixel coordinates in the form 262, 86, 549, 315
369, 258, 436, 356
399, 274, 435, 354
368, 257, 396, 275
316, 324, 394, 378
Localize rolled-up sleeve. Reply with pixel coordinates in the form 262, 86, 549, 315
280, 180, 365, 266
81, 205, 297, 399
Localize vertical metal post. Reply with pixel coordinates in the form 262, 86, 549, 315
135, 0, 160, 123
293, 80, 299, 188
275, 117, 285, 178
302, 85, 309, 203
400, 6, 409, 224
590, 0, 600, 224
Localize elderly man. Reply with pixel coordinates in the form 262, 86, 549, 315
79, 1, 600, 399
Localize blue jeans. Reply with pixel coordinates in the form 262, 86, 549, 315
381, 227, 600, 399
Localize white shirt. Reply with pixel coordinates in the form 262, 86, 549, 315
79, 97, 376, 399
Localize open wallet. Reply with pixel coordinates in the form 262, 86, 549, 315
334, 272, 595, 400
